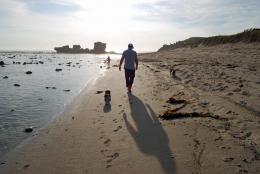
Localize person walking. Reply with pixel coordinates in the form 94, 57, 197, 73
119, 43, 138, 93
107, 56, 111, 66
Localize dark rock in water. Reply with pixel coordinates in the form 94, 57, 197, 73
26, 71, 32, 74
0, 61, 5, 65
24, 127, 33, 133
3, 76, 8, 79
55, 68, 62, 72
10, 109, 15, 112
39, 61, 44, 64
8, 55, 15, 59
52, 87, 56, 89
63, 89, 70, 92
45, 87, 50, 89
23, 62, 27, 65
14, 84, 20, 87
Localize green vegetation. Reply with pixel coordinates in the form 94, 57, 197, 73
158, 28, 260, 51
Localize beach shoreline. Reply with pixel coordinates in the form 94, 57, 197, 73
0, 66, 106, 161
1, 44, 260, 173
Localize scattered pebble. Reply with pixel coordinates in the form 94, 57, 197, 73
25, 71, 32, 74
24, 127, 33, 133
55, 68, 62, 72
14, 84, 20, 87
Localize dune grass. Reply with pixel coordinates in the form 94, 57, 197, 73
158, 28, 260, 51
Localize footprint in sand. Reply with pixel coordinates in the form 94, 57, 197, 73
106, 152, 119, 163
113, 126, 122, 132
223, 157, 234, 162
106, 164, 112, 168
238, 169, 248, 174
104, 139, 111, 145
23, 164, 30, 169
112, 118, 118, 123
118, 110, 124, 114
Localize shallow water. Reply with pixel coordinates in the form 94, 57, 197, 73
0, 52, 120, 157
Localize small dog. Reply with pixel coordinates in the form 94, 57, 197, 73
104, 90, 111, 105
170, 65, 176, 77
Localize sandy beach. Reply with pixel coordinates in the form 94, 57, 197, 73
1, 43, 260, 174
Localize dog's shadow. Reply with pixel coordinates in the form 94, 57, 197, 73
103, 103, 111, 113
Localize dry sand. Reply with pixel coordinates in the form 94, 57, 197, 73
1, 43, 260, 174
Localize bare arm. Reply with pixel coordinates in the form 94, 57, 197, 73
119, 53, 124, 71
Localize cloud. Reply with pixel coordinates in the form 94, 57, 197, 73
134, 0, 260, 33
18, 0, 80, 16
0, 0, 260, 51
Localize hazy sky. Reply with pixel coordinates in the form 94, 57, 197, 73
0, 0, 259, 52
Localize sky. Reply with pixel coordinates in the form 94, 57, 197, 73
0, 0, 260, 52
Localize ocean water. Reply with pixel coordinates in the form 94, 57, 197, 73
0, 52, 120, 157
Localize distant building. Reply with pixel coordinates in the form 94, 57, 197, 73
54, 45, 71, 53
54, 42, 107, 54
73, 45, 81, 50
93, 42, 106, 54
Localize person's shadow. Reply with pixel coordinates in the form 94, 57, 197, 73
123, 93, 176, 174
103, 103, 111, 113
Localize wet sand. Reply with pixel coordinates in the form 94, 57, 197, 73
1, 43, 260, 173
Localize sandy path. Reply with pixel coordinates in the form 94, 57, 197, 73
1, 53, 260, 174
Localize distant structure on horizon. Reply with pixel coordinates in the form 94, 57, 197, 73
54, 42, 106, 54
